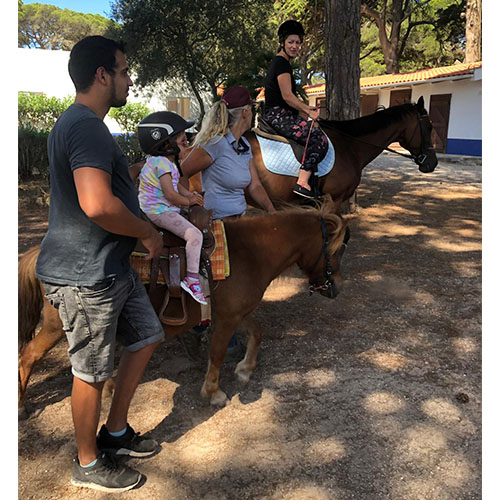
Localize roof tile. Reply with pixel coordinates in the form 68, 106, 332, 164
303, 61, 482, 95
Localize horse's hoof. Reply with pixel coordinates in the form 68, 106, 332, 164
201, 387, 228, 406
235, 364, 252, 384
211, 390, 229, 406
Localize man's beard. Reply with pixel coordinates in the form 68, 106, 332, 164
109, 79, 127, 108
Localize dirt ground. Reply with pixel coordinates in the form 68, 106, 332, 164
18, 153, 481, 500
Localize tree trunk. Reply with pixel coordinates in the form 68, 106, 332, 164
465, 0, 482, 63
325, 0, 361, 212
361, 1, 405, 74
325, 0, 361, 121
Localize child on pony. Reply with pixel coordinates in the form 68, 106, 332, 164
137, 111, 207, 305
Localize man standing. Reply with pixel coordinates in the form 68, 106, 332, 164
35, 36, 164, 492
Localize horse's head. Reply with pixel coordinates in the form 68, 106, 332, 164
398, 97, 438, 173
298, 200, 350, 299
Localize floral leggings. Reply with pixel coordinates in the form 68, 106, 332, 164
148, 210, 203, 274
264, 106, 328, 172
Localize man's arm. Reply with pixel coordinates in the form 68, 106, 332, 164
73, 167, 163, 259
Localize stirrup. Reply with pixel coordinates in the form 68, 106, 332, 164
293, 184, 315, 199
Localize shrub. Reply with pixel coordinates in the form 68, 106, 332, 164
114, 133, 144, 164
18, 93, 72, 179
18, 126, 50, 181
18, 93, 72, 131
109, 102, 152, 134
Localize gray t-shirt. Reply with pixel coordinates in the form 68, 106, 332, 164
200, 131, 253, 219
35, 103, 140, 286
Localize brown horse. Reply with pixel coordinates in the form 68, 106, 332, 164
242, 96, 438, 212
19, 198, 349, 410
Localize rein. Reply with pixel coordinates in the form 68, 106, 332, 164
319, 107, 434, 168
308, 217, 346, 296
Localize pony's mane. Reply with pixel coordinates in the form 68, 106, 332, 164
319, 102, 416, 137
239, 195, 346, 254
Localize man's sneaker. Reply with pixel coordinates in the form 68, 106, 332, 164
181, 278, 208, 304
97, 424, 159, 458
293, 184, 315, 199
71, 453, 141, 492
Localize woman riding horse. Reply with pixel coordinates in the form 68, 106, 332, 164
263, 20, 328, 199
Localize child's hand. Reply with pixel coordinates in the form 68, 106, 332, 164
188, 191, 204, 206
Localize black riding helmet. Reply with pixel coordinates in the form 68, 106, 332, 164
278, 20, 305, 43
137, 111, 195, 155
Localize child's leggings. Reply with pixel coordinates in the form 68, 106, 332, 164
148, 210, 203, 274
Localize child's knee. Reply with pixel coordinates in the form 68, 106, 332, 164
186, 226, 203, 243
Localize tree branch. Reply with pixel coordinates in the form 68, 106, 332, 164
360, 46, 378, 60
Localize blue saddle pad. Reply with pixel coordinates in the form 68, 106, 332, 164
256, 131, 335, 178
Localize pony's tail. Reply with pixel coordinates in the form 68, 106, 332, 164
18, 246, 43, 352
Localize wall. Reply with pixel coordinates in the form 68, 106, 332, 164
319, 74, 482, 156
407, 79, 482, 155
16, 48, 185, 134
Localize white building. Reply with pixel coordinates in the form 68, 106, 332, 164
16, 48, 198, 133
304, 62, 482, 157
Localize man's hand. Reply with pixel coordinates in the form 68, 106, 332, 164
140, 225, 163, 260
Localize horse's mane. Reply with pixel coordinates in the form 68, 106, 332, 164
319, 102, 416, 137
239, 195, 346, 254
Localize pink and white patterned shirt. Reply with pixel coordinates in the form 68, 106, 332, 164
138, 155, 181, 215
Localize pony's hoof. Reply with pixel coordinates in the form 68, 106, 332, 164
201, 387, 228, 406
235, 364, 252, 384
210, 390, 229, 406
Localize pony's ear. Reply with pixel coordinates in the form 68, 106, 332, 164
417, 96, 425, 110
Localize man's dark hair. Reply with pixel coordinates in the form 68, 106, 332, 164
68, 36, 126, 93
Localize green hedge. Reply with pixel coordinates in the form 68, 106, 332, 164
18, 93, 73, 131
18, 126, 50, 181
114, 133, 144, 164
18, 93, 148, 180
109, 102, 151, 134
18, 93, 71, 180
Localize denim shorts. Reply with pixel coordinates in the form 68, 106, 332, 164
42, 268, 165, 383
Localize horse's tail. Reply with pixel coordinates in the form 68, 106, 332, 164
18, 246, 43, 352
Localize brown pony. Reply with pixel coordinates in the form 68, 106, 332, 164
238, 97, 437, 212
19, 197, 349, 410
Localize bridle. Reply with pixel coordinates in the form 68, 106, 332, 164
306, 217, 347, 297
394, 109, 436, 168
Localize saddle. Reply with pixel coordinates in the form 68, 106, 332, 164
134, 205, 216, 327
253, 117, 305, 164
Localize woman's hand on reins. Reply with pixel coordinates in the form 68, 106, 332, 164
307, 107, 319, 121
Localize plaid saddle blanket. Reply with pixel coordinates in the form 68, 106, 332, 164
130, 219, 230, 283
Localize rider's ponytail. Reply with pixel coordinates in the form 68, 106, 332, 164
193, 100, 250, 147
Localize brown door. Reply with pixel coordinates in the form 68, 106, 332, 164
389, 89, 412, 107
316, 98, 327, 119
361, 94, 379, 116
429, 94, 451, 153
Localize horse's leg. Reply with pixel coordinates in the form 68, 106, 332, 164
234, 315, 262, 384
200, 318, 238, 406
18, 300, 64, 411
